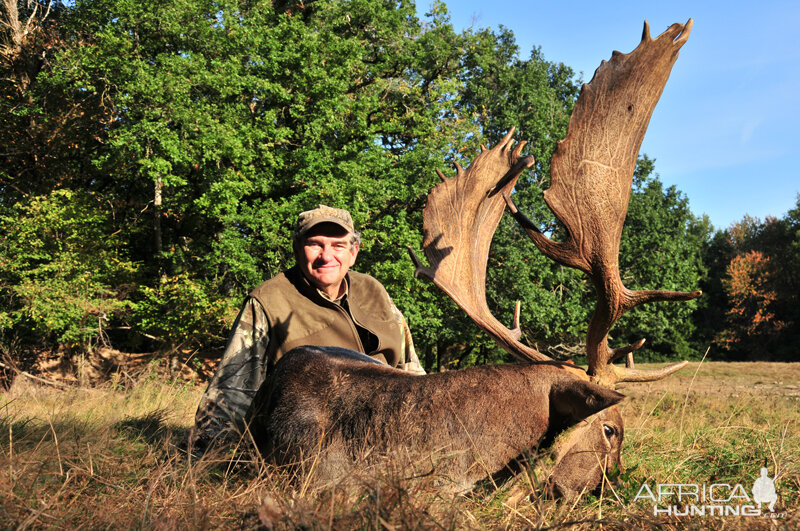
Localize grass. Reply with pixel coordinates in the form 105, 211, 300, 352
0, 360, 798, 529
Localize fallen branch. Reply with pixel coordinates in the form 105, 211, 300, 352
0, 359, 73, 389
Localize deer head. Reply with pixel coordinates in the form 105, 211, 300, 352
410, 19, 698, 492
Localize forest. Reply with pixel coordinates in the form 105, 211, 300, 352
1, 0, 798, 381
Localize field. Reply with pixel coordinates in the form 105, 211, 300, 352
1, 360, 798, 529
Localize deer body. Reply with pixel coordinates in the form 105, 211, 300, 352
249, 346, 623, 491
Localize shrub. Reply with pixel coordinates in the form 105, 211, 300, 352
131, 273, 234, 349
0, 190, 136, 350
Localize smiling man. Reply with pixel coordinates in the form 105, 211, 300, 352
191, 205, 425, 450
298, 221, 358, 300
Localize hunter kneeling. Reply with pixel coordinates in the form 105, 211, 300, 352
190, 205, 425, 451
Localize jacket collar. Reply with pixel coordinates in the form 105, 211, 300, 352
287, 265, 350, 306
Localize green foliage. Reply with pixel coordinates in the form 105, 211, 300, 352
0, 190, 137, 348
3, 0, 786, 368
0, 0, 484, 356
617, 156, 711, 360
131, 274, 235, 348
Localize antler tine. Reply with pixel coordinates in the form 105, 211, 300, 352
642, 20, 651, 42
503, 193, 590, 273
608, 338, 646, 364
613, 360, 689, 383
407, 246, 431, 279
512, 300, 521, 332
675, 18, 693, 46
628, 287, 703, 307
499, 127, 516, 149
504, 20, 698, 387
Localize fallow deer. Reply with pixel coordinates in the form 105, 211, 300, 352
247, 19, 699, 496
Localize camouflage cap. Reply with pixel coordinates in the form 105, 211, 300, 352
294, 204, 355, 237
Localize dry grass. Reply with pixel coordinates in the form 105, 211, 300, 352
0, 361, 798, 529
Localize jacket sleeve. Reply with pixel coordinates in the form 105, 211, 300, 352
388, 299, 426, 375
192, 297, 271, 443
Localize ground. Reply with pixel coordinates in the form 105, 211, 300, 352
0, 360, 797, 529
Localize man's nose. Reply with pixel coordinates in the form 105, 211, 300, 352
321, 245, 335, 261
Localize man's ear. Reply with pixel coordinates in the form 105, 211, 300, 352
292, 238, 303, 264
549, 378, 625, 427
349, 242, 359, 265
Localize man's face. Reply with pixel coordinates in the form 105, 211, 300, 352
297, 223, 358, 298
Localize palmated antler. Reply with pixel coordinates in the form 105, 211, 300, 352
504, 20, 700, 386
409, 129, 552, 364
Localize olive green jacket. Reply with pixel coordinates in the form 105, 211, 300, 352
193, 267, 424, 443
249, 267, 406, 369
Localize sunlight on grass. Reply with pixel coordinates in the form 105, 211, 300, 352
0, 361, 797, 528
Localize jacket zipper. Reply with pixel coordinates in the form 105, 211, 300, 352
330, 301, 365, 353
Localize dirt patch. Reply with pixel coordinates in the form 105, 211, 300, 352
752, 382, 800, 397
618, 361, 800, 399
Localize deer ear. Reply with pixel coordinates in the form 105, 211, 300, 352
549, 378, 625, 427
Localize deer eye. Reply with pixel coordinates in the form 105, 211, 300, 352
603, 425, 616, 438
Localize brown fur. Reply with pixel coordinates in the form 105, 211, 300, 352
547, 407, 624, 497
247, 346, 623, 493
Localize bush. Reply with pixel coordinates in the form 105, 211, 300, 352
131, 273, 235, 349
0, 190, 136, 350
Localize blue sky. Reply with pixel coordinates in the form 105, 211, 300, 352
424, 1, 800, 230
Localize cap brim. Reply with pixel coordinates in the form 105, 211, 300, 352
296, 217, 353, 236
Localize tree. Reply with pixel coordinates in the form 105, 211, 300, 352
0, 0, 720, 374
1, 0, 486, 358
0, 190, 137, 351
706, 199, 800, 360
0, 1, 112, 203
716, 251, 784, 358
616, 156, 710, 359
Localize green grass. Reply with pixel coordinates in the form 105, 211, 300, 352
0, 361, 798, 529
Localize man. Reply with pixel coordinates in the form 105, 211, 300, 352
191, 204, 425, 449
